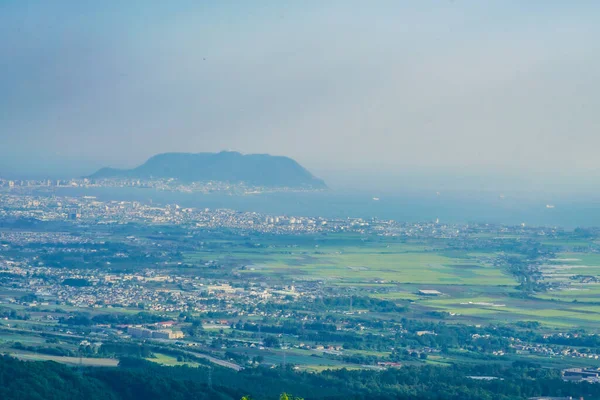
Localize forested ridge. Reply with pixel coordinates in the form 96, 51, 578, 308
1, 355, 599, 400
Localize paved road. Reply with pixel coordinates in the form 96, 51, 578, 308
148, 338, 244, 371
180, 349, 244, 371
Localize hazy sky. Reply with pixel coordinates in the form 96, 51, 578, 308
1, 1, 600, 190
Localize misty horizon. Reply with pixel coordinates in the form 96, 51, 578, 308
2, 1, 600, 194
0, 148, 597, 197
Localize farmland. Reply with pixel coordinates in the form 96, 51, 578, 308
181, 231, 600, 330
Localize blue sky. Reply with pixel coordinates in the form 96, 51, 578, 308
1, 1, 600, 191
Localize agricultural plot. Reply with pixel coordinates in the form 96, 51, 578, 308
187, 240, 514, 287
231, 346, 349, 370
422, 294, 600, 329
0, 332, 48, 345
536, 253, 600, 304
11, 352, 118, 366
184, 235, 600, 330
146, 353, 201, 368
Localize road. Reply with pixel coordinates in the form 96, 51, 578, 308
0, 325, 244, 371
148, 338, 244, 371
180, 348, 244, 371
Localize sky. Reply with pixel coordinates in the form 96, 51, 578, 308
1, 1, 600, 192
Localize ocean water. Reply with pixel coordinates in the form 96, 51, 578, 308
40, 187, 600, 229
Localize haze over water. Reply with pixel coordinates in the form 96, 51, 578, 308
3, 1, 600, 228
48, 186, 599, 228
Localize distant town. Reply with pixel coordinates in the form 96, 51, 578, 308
0, 177, 325, 195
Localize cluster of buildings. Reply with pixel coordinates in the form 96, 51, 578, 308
0, 177, 321, 195
511, 339, 600, 360
127, 326, 184, 340
0, 192, 336, 233
562, 368, 600, 383
0, 267, 298, 315
0, 191, 536, 239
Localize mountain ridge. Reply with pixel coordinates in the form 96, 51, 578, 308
89, 151, 327, 189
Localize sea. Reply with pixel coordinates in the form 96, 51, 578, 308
37, 186, 600, 229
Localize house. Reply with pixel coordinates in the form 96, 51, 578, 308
562, 368, 600, 383
528, 397, 582, 400
417, 289, 442, 296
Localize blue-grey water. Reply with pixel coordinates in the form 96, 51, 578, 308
38, 187, 600, 229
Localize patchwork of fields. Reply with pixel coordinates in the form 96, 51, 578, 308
185, 235, 600, 329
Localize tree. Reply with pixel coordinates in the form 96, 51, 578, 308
263, 335, 280, 348
280, 393, 303, 400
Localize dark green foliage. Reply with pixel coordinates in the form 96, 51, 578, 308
0, 355, 115, 400
98, 343, 153, 358
58, 313, 92, 326
0, 356, 226, 400
2, 355, 600, 400
263, 336, 281, 348
61, 278, 91, 287
91, 312, 169, 325
12, 342, 76, 357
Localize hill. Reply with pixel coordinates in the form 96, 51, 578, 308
1, 355, 595, 400
90, 152, 326, 189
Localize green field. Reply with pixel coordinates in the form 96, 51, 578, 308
231, 346, 350, 370
184, 235, 600, 329
187, 240, 514, 286
10, 352, 118, 366
146, 353, 201, 368
533, 252, 600, 306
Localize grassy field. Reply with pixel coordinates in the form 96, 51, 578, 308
421, 293, 600, 329
186, 240, 514, 286
0, 332, 49, 345
146, 352, 201, 368
533, 252, 600, 306
10, 352, 118, 366
183, 235, 600, 329
230, 346, 350, 370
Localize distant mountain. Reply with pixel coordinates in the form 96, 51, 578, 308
89, 151, 327, 188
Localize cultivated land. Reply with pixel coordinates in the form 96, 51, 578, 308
183, 234, 600, 330
11, 353, 119, 366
